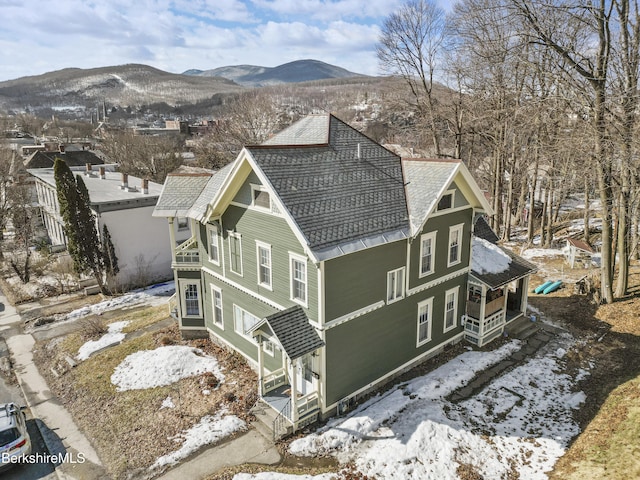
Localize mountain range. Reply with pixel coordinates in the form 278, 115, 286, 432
0, 60, 364, 112
183, 59, 363, 87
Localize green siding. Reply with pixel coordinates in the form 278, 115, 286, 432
409, 208, 473, 290
220, 203, 318, 321
325, 275, 466, 406
202, 271, 283, 372
324, 240, 406, 321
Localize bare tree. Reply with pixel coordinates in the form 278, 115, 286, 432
377, 0, 448, 157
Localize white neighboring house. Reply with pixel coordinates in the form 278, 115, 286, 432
28, 164, 191, 288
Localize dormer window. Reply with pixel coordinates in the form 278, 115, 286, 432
251, 184, 280, 214
437, 191, 454, 211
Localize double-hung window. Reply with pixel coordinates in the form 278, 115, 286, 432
444, 287, 459, 332
256, 242, 272, 289
387, 267, 405, 303
419, 232, 437, 277
417, 298, 433, 346
229, 232, 243, 275
208, 225, 220, 265
211, 286, 223, 328
233, 305, 260, 339
180, 281, 201, 317
448, 224, 464, 267
290, 253, 308, 306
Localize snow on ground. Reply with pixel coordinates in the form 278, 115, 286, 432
235, 474, 334, 480
521, 248, 565, 260
160, 396, 175, 409
76, 320, 130, 360
152, 409, 246, 469
111, 345, 225, 391
63, 281, 175, 322
472, 237, 512, 274
287, 332, 586, 480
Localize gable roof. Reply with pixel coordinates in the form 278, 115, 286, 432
402, 159, 493, 236
262, 114, 329, 145
247, 115, 410, 260
250, 306, 325, 360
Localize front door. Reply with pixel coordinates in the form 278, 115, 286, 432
293, 353, 315, 395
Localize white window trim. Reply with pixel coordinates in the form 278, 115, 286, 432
207, 224, 220, 265
250, 183, 281, 215
179, 280, 202, 318
210, 284, 224, 329
233, 304, 260, 342
289, 252, 309, 308
256, 241, 273, 290
418, 231, 437, 278
416, 297, 434, 347
386, 267, 406, 304
262, 339, 275, 357
443, 286, 460, 333
447, 224, 464, 268
228, 231, 243, 276
437, 189, 455, 211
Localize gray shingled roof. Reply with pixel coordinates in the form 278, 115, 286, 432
471, 245, 537, 289
252, 306, 325, 360
25, 150, 104, 169
474, 216, 500, 244
189, 162, 234, 221
262, 114, 329, 145
153, 173, 212, 218
249, 115, 410, 259
402, 159, 459, 235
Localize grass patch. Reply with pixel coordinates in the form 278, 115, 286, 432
552, 376, 640, 480
33, 323, 257, 479
119, 304, 170, 332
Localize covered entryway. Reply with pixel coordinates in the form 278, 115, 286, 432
250, 306, 324, 439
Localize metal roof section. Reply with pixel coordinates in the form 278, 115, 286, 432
153, 172, 212, 218
473, 215, 500, 244
402, 159, 459, 235
262, 114, 330, 146
249, 114, 409, 259
251, 306, 325, 360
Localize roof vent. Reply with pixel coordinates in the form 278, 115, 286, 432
357, 143, 361, 159
120, 173, 129, 190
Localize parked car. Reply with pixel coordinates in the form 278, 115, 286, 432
0, 403, 31, 469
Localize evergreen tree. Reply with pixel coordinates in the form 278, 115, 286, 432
53, 158, 112, 294
102, 224, 119, 277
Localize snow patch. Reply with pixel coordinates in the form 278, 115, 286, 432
160, 396, 175, 410
111, 345, 225, 391
471, 237, 512, 274
76, 320, 130, 360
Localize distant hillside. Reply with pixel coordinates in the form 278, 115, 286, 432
184, 59, 364, 87
0, 64, 244, 111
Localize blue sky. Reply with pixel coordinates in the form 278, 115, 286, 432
0, 0, 453, 82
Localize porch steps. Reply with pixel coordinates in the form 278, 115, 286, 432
251, 400, 279, 441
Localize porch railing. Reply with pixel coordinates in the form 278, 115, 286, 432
297, 392, 319, 419
263, 368, 287, 394
168, 293, 178, 319
466, 296, 505, 321
174, 237, 200, 264
464, 309, 505, 337
273, 398, 292, 440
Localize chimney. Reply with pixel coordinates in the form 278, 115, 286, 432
85, 163, 93, 175
142, 179, 149, 194
120, 173, 128, 190
59, 144, 65, 153
99, 166, 106, 179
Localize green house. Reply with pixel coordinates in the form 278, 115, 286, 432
153, 114, 535, 437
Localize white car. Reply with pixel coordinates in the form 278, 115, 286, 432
0, 403, 31, 469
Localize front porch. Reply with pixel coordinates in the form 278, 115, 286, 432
463, 276, 530, 347
250, 306, 325, 440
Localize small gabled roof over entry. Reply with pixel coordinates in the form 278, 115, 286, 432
251, 306, 325, 360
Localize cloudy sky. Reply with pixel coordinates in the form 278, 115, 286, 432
0, 0, 459, 82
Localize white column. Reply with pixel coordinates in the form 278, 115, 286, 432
168, 217, 177, 263
479, 285, 487, 336
290, 357, 299, 424
257, 337, 265, 397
